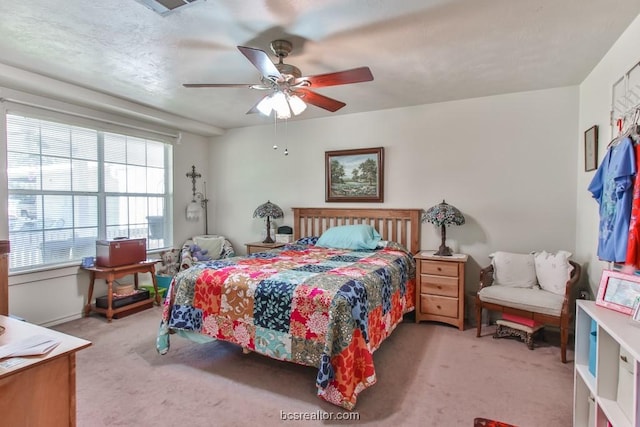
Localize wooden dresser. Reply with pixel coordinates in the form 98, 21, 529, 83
414, 250, 468, 330
0, 315, 91, 426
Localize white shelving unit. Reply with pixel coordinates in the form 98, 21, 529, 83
574, 300, 640, 427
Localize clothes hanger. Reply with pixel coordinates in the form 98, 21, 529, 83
608, 110, 640, 147
608, 118, 627, 148
625, 108, 640, 144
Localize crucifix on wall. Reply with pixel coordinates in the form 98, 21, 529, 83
185, 165, 209, 234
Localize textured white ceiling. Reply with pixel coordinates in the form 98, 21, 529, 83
0, 0, 639, 134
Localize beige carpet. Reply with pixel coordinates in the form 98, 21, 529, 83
53, 307, 574, 427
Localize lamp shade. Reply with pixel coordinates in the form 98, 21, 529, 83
422, 200, 465, 227
253, 200, 284, 219
186, 200, 203, 221
422, 200, 465, 256
253, 201, 284, 243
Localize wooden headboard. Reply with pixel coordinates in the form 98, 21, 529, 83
292, 208, 422, 254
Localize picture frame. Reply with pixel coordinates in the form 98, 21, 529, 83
596, 270, 640, 315
325, 147, 384, 203
633, 297, 640, 323
584, 125, 598, 172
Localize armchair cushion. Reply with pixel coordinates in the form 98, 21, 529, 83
533, 250, 573, 295
490, 251, 537, 288
194, 235, 225, 260
477, 286, 564, 317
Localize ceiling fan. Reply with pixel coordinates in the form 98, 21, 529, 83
182, 39, 374, 118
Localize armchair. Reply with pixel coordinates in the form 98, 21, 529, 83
179, 235, 235, 272
475, 251, 581, 363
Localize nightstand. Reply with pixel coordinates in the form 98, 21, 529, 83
245, 241, 285, 255
414, 250, 468, 330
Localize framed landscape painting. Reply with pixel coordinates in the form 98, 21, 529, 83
325, 147, 384, 202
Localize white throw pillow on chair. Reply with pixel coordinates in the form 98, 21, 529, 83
490, 251, 538, 288
533, 250, 573, 295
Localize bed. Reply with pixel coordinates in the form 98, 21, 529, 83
157, 207, 421, 409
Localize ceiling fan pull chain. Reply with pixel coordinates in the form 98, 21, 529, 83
284, 118, 289, 156
273, 113, 278, 150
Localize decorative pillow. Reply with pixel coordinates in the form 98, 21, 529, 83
533, 250, 573, 295
194, 235, 225, 260
315, 225, 381, 250
296, 236, 319, 246
490, 251, 537, 288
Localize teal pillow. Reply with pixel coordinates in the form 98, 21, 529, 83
315, 225, 381, 250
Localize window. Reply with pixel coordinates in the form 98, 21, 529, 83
6, 113, 173, 271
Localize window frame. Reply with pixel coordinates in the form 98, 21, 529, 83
5, 111, 174, 273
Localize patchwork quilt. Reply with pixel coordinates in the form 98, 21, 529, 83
156, 241, 415, 409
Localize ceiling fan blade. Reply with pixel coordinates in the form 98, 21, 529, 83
298, 89, 346, 112
237, 46, 282, 80
183, 83, 256, 88
295, 67, 373, 88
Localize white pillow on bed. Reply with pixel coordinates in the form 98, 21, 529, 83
315, 224, 381, 250
194, 235, 225, 260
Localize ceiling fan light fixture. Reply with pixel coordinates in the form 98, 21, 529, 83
255, 88, 307, 119
288, 94, 307, 115
272, 91, 291, 119
256, 96, 273, 116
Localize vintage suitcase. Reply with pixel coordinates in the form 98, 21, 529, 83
96, 238, 146, 267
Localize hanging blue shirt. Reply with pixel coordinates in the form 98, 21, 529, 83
588, 137, 636, 262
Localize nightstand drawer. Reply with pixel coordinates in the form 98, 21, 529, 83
420, 274, 458, 297
420, 295, 458, 318
420, 260, 459, 277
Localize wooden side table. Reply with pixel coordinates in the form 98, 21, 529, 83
414, 250, 468, 330
82, 260, 160, 322
0, 315, 91, 426
245, 241, 285, 255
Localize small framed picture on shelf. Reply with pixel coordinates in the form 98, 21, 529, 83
596, 270, 640, 315
584, 125, 598, 172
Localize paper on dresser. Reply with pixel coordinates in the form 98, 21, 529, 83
0, 334, 61, 359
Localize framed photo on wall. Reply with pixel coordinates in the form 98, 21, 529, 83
596, 270, 640, 315
584, 125, 598, 172
325, 147, 384, 202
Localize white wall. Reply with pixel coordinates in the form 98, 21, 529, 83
0, 88, 211, 325
173, 133, 212, 244
577, 14, 640, 295
210, 86, 579, 297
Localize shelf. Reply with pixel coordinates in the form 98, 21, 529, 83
576, 363, 596, 394
599, 396, 632, 427
573, 301, 639, 427
90, 298, 154, 318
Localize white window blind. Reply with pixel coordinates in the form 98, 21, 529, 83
6, 113, 173, 271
